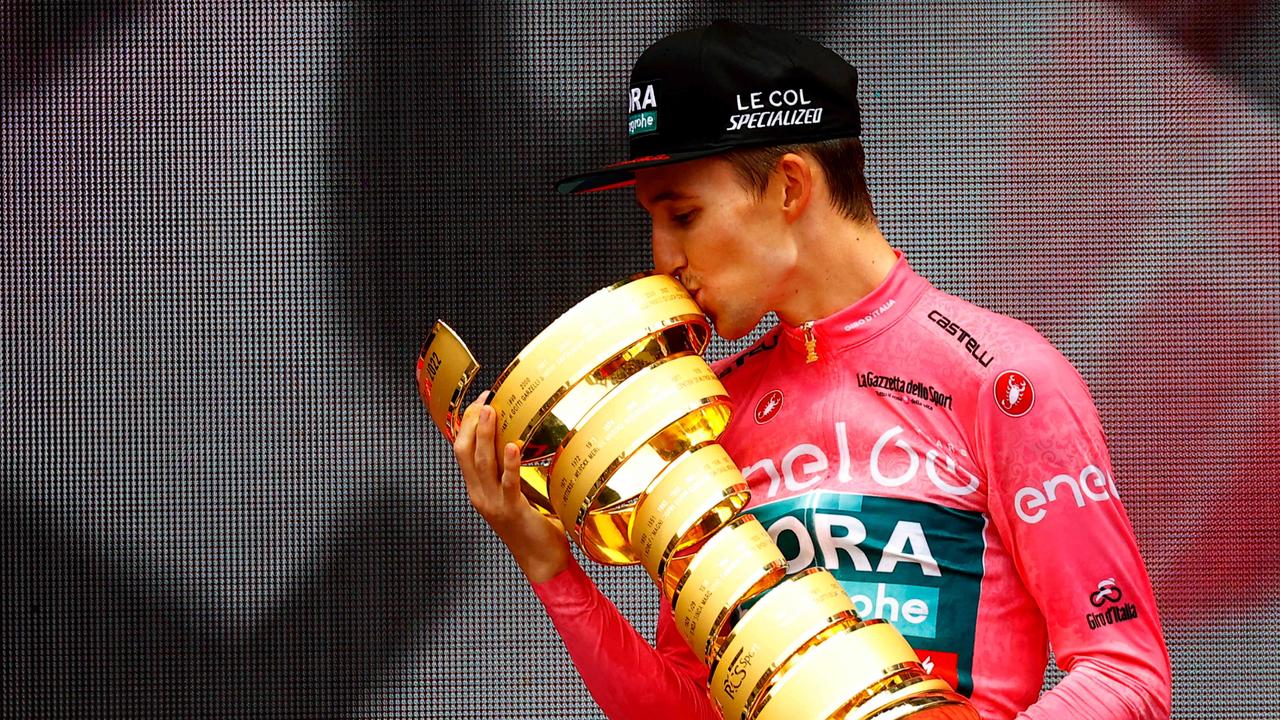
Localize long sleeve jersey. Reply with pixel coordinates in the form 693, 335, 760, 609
532, 251, 1171, 719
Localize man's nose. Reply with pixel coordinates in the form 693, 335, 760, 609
650, 227, 684, 277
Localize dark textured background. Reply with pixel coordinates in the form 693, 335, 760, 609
3, 1, 1277, 717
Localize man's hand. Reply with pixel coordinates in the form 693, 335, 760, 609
453, 392, 572, 583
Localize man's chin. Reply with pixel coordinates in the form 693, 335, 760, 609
699, 302, 760, 341
713, 307, 777, 341
709, 316, 755, 342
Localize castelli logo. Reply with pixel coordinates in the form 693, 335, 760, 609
994, 370, 1034, 417
754, 389, 784, 424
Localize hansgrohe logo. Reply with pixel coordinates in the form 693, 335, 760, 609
628, 111, 657, 137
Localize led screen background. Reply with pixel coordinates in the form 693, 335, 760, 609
4, 2, 1277, 717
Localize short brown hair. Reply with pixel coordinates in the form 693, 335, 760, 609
721, 137, 876, 223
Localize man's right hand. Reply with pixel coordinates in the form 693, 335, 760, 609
453, 392, 572, 584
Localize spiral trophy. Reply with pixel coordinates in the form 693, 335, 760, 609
417, 273, 978, 720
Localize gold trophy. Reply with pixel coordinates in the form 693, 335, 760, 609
417, 273, 978, 720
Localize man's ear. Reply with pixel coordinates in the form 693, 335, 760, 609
775, 152, 813, 223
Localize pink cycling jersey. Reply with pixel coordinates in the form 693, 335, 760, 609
533, 251, 1171, 719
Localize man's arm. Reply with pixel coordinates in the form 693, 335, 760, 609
975, 350, 1172, 719
532, 558, 720, 719
453, 394, 719, 720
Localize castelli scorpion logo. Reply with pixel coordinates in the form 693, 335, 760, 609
994, 370, 1034, 417
754, 389, 785, 424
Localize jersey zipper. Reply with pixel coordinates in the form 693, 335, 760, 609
802, 321, 819, 363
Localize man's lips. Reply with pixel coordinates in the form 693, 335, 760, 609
680, 278, 707, 313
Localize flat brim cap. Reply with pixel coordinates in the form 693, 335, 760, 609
557, 21, 861, 194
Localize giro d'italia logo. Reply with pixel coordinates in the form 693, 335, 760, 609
993, 370, 1034, 418
1086, 577, 1140, 631
754, 389, 784, 424
1090, 578, 1123, 606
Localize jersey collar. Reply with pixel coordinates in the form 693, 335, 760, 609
778, 249, 927, 356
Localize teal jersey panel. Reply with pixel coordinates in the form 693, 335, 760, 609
749, 491, 986, 696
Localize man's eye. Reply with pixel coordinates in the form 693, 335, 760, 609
672, 210, 697, 226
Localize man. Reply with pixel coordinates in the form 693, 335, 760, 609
453, 21, 1172, 719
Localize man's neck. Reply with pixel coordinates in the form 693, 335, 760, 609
773, 218, 897, 327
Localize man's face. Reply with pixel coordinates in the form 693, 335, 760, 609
634, 157, 796, 340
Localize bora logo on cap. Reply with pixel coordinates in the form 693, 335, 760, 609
628, 82, 659, 137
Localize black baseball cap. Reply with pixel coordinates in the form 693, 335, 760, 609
556, 21, 861, 194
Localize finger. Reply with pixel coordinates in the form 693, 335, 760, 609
474, 405, 498, 481
499, 442, 522, 501
453, 396, 488, 468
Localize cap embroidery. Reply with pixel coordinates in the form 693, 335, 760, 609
628, 81, 659, 137
727, 88, 824, 132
